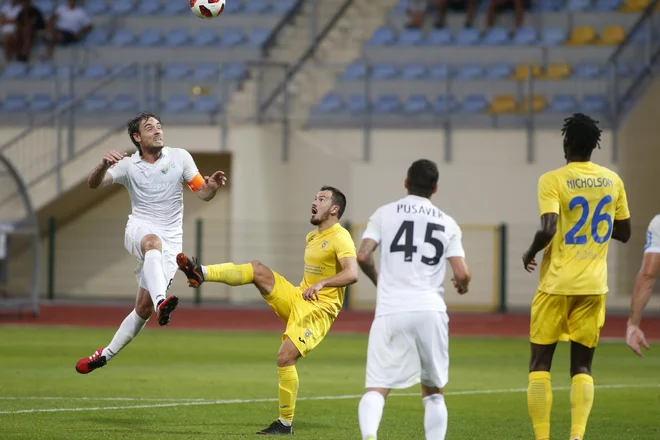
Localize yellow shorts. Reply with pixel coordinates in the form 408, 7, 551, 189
530, 290, 606, 348
263, 271, 334, 357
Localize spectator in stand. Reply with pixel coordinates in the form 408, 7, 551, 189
406, 0, 476, 29
0, 0, 22, 62
14, 0, 44, 62
44, 0, 92, 60
486, 0, 529, 31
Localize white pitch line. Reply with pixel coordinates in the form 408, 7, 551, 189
0, 397, 206, 402
0, 383, 657, 416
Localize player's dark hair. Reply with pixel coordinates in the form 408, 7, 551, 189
407, 159, 438, 198
561, 113, 602, 159
320, 185, 347, 220
127, 112, 161, 155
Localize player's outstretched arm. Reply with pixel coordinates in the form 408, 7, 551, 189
357, 238, 379, 287
448, 256, 471, 294
301, 257, 359, 301
88, 150, 126, 189
193, 171, 227, 202
522, 213, 558, 272
612, 218, 632, 243
626, 251, 660, 357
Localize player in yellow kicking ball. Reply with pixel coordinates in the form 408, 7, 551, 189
176, 186, 358, 435
522, 113, 631, 440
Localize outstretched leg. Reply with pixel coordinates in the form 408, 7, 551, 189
528, 342, 557, 440
140, 234, 178, 326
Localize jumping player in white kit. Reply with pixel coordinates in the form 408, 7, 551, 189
355, 159, 472, 440
75, 112, 227, 374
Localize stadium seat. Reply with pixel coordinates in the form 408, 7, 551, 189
429, 63, 450, 79
548, 95, 579, 113
111, 0, 133, 16
572, 63, 603, 79
397, 29, 424, 46
489, 95, 517, 113
194, 96, 221, 113
374, 94, 401, 114
224, 0, 244, 14
456, 64, 485, 79
404, 95, 430, 114
581, 94, 608, 112
85, 0, 108, 15
541, 28, 568, 46
401, 63, 428, 79
220, 29, 245, 47
518, 95, 547, 113
81, 64, 108, 79
314, 94, 343, 114
368, 27, 396, 46
598, 25, 626, 45
1, 62, 28, 79
83, 95, 109, 112
483, 27, 510, 45
111, 94, 139, 112
512, 64, 542, 80
164, 94, 191, 113
346, 94, 368, 114
165, 29, 190, 46
432, 95, 458, 113
191, 63, 219, 81
247, 29, 271, 46
456, 28, 481, 45
372, 63, 398, 80
84, 28, 110, 47
461, 95, 488, 113
567, 26, 597, 45
138, 29, 163, 47
110, 29, 136, 46
426, 29, 452, 46
245, 0, 271, 14
29, 94, 54, 112
273, 0, 296, 13
542, 63, 571, 80
512, 27, 538, 45
28, 63, 54, 79
341, 62, 367, 80
192, 29, 219, 46
487, 63, 514, 79
567, 0, 592, 11
136, 0, 160, 15
533, 0, 564, 11
224, 63, 248, 80
163, 63, 190, 80
620, 0, 649, 11
595, 0, 622, 10
163, 1, 188, 14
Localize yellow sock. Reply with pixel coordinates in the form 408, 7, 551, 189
528, 371, 553, 440
278, 366, 299, 424
570, 374, 594, 440
204, 263, 253, 286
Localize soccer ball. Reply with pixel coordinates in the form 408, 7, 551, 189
190, 0, 226, 19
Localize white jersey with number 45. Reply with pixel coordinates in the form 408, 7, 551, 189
361, 194, 465, 317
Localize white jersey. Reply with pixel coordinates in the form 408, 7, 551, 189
362, 194, 465, 317
107, 147, 200, 241
644, 214, 660, 254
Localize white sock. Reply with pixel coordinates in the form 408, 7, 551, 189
102, 310, 148, 361
278, 418, 291, 427
143, 249, 167, 311
423, 394, 448, 440
358, 391, 385, 440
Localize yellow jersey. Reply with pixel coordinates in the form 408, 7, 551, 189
537, 161, 630, 295
301, 222, 356, 318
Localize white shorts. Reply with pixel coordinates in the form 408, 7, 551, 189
123, 219, 182, 290
365, 311, 449, 390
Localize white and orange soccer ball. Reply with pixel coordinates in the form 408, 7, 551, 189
190, 0, 226, 19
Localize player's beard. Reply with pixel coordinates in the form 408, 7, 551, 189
310, 210, 329, 226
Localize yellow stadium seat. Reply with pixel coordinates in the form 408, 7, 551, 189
518, 95, 548, 113
542, 63, 571, 80
620, 0, 649, 12
566, 26, 597, 45
511, 64, 542, 81
597, 25, 626, 45
489, 95, 517, 114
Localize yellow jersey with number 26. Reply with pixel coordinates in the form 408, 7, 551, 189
536, 161, 630, 296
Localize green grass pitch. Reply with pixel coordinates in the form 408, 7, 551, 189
0, 326, 658, 439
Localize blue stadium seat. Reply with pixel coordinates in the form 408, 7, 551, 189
224, 1, 243, 14
111, 29, 136, 46
111, 0, 134, 16
533, 0, 564, 11
429, 63, 450, 79
164, 94, 191, 112
426, 29, 452, 46
595, 0, 622, 10
512, 27, 538, 45
456, 64, 485, 79
165, 29, 190, 46
567, 0, 592, 11
224, 62, 248, 80
194, 96, 221, 113
28, 63, 55, 79
84, 95, 109, 112
163, 63, 190, 80
461, 95, 488, 113
138, 29, 163, 47
193, 63, 220, 81
55, 95, 72, 110
368, 27, 396, 46
57, 65, 78, 79
456, 28, 481, 45
548, 95, 578, 113
84, 28, 110, 47
541, 28, 567, 46
2, 62, 27, 79
487, 63, 514, 79
247, 29, 270, 46
220, 29, 245, 47
245, 0, 271, 14
397, 29, 424, 46
374, 94, 401, 114
314, 94, 343, 114
85, 1, 108, 15
111, 94, 138, 112
346, 94, 368, 114
572, 63, 602, 79
193, 28, 219, 46
372, 63, 398, 80
432, 95, 458, 114
163, 1, 187, 14
483, 27, 510, 46
34, 0, 55, 15
82, 64, 108, 79
341, 62, 367, 80
112, 64, 139, 79
581, 94, 608, 113
136, 0, 160, 15
29, 94, 54, 112
401, 63, 428, 80
273, 0, 296, 13
404, 95, 430, 114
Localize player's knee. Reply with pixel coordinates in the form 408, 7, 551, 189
421, 385, 443, 398
135, 303, 153, 320
529, 357, 552, 372
276, 350, 297, 367
571, 365, 591, 377
141, 234, 162, 253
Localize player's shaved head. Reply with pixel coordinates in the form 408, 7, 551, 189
562, 113, 601, 161
127, 112, 161, 154
406, 159, 438, 198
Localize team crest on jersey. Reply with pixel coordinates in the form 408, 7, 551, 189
161, 164, 170, 174
304, 329, 312, 338
321, 240, 328, 248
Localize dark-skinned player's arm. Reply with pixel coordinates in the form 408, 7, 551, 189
523, 173, 559, 272
301, 256, 359, 301
612, 180, 631, 243
357, 238, 379, 286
